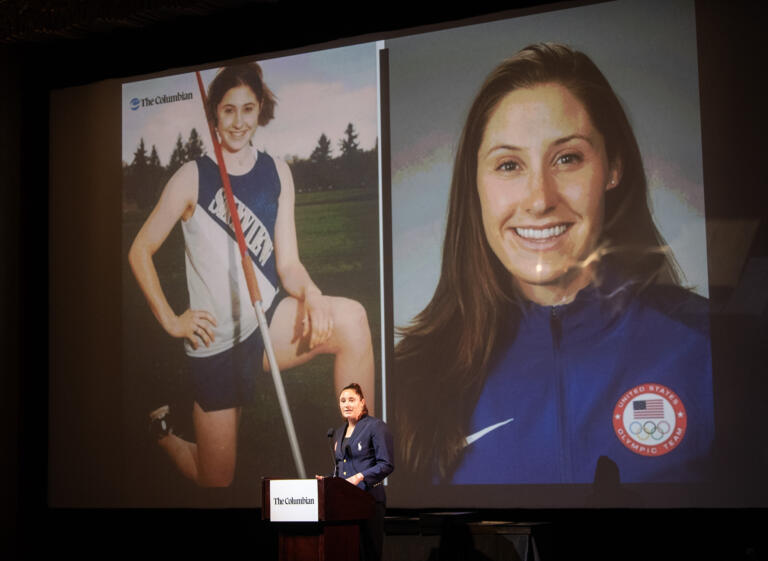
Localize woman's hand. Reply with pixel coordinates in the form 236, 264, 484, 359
166, 309, 217, 350
272, 158, 335, 350
345, 472, 364, 486
302, 290, 334, 349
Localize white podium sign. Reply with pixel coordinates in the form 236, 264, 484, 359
269, 479, 320, 522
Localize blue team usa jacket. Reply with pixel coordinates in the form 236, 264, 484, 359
451, 278, 713, 484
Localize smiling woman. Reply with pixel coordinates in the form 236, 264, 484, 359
215, 86, 260, 152
476, 83, 621, 306
128, 62, 375, 487
392, 43, 713, 486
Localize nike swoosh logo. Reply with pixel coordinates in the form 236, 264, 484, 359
464, 417, 515, 446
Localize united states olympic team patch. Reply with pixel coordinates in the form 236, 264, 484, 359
613, 383, 687, 457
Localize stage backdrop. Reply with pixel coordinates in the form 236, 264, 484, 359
48, 0, 768, 511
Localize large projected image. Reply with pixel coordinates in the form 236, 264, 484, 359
387, 0, 712, 505
121, 44, 381, 505
45, 0, 768, 519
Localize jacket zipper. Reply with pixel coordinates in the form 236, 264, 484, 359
551, 306, 571, 482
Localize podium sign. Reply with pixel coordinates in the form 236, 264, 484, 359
263, 477, 375, 561
269, 479, 320, 522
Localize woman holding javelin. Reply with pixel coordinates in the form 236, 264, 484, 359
393, 43, 712, 485
129, 62, 374, 487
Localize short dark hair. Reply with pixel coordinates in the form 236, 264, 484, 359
206, 62, 276, 127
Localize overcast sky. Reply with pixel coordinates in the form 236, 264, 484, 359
122, 42, 379, 166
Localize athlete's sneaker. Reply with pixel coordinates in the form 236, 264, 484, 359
149, 405, 173, 439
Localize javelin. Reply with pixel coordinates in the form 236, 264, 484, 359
195, 71, 306, 479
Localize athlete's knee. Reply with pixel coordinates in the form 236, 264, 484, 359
334, 298, 371, 347
198, 465, 235, 487
200, 476, 234, 488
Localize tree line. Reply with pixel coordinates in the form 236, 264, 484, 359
123, 128, 205, 211
289, 123, 377, 193
123, 122, 376, 212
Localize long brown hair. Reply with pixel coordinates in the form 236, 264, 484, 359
393, 43, 680, 481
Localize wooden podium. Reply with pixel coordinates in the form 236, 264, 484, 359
262, 477, 375, 561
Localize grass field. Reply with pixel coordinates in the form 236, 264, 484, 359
121, 186, 381, 507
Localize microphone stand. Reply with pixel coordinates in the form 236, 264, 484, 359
327, 428, 337, 477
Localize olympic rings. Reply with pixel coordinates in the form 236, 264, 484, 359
626, 417, 671, 443
643, 421, 656, 434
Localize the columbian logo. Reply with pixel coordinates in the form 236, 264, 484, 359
612, 383, 687, 457
129, 91, 194, 111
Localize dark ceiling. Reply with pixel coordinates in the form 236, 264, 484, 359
2, 0, 561, 90
0, 0, 263, 44
1, 0, 562, 46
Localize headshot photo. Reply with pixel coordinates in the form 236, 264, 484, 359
386, 0, 712, 501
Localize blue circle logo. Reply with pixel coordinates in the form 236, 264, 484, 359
130, 98, 140, 111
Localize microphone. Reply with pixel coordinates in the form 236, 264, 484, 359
327, 428, 337, 477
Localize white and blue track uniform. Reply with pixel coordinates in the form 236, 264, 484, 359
180, 152, 282, 410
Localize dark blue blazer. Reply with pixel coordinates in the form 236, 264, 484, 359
334, 415, 394, 503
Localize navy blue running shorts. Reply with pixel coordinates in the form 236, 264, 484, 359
188, 294, 284, 412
